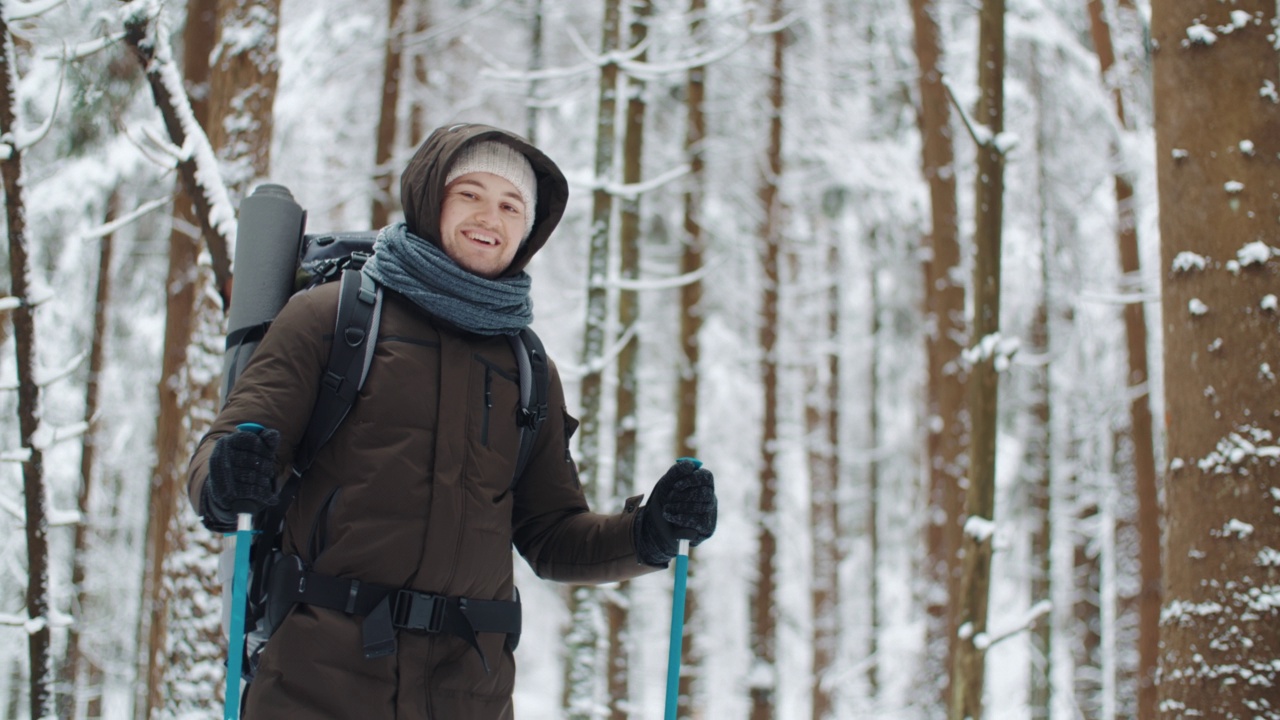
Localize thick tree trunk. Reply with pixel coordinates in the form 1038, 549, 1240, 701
136, 2, 215, 716
908, 0, 965, 707
372, 0, 407, 228
407, 0, 431, 149
1, 7, 53, 717
948, 0, 1005, 714
750, 1, 784, 716
1152, 0, 1280, 715
564, 1, 622, 715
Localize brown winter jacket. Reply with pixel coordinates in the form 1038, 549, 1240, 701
187, 124, 658, 719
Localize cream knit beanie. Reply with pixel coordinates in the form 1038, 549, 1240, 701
445, 140, 538, 241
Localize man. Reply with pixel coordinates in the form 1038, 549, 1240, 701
187, 123, 717, 718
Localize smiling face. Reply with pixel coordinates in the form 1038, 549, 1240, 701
438, 172, 529, 279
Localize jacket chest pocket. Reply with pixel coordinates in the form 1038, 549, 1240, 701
472, 355, 521, 496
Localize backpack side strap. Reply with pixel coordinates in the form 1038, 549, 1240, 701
293, 267, 382, 475
506, 327, 550, 491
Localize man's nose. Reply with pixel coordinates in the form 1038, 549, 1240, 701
473, 201, 501, 225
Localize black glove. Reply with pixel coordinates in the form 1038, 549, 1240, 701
202, 427, 281, 528
634, 460, 717, 566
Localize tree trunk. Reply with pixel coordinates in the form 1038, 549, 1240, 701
153, 1, 286, 714
122, 7, 235, 307
407, 0, 431, 149
1027, 48, 1052, 720
675, 1, 707, 713
908, 0, 965, 706
372, 0, 407, 228
1084, 2, 1160, 716
605, 4, 648, 716
60, 188, 119, 720
750, 1, 784, 716
564, 0, 622, 715
526, 0, 543, 143
1, 5, 53, 716
948, 0, 1006, 714
1152, 0, 1280, 715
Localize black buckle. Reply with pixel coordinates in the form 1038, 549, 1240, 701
392, 590, 444, 633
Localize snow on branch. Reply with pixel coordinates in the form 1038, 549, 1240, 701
54, 32, 126, 61
962, 332, 1020, 371
0, 611, 73, 632
971, 600, 1052, 651
35, 350, 86, 388
606, 257, 721, 292
942, 78, 1017, 154
556, 322, 639, 382
3, 43, 65, 152
605, 163, 689, 200
32, 420, 90, 451
121, 0, 236, 302
401, 0, 508, 52
77, 196, 169, 241
4, 0, 65, 21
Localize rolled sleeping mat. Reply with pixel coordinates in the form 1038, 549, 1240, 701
220, 183, 307, 406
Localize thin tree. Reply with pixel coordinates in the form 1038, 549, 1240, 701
2, 3, 53, 715
407, 0, 431, 149
526, 0, 543, 143
372, 0, 408, 228
675, 0, 708, 713
60, 189, 119, 720
1152, 0, 1280, 715
809, 197, 846, 718
564, 0, 622, 715
605, 1, 650, 715
750, 0, 785, 716
1084, 1, 1159, 715
908, 0, 965, 705
1027, 45, 1052, 720
948, 0, 1007, 712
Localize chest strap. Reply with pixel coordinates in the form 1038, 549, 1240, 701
268, 554, 520, 671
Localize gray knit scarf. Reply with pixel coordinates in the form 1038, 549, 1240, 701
362, 222, 533, 336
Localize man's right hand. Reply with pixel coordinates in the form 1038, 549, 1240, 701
204, 427, 281, 524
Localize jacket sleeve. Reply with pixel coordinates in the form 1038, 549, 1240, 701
187, 288, 335, 526
511, 359, 661, 584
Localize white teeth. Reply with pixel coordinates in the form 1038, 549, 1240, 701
466, 231, 497, 246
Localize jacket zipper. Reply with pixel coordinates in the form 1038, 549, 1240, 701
482, 367, 493, 446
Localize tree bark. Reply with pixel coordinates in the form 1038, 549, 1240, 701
564, 1, 622, 715
605, 2, 649, 716
122, 7, 235, 307
372, 0, 407, 228
750, 1, 784, 716
908, 0, 965, 706
1083, 2, 1160, 716
948, 0, 1006, 714
1, 6, 54, 716
1152, 0, 1280, 715
675, 1, 707, 713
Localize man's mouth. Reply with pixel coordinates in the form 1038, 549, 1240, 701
464, 230, 500, 246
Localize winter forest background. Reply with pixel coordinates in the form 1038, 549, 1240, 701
1, 0, 1277, 718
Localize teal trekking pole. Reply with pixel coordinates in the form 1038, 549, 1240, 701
225, 422, 265, 720
664, 458, 701, 720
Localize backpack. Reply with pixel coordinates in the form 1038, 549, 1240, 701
219, 222, 548, 685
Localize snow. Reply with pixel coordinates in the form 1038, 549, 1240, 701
1223, 180, 1245, 194
1221, 519, 1255, 539
1171, 251, 1207, 272
1185, 23, 1218, 45
1188, 298, 1208, 315
1262, 294, 1278, 311
964, 515, 996, 542
1237, 241, 1277, 266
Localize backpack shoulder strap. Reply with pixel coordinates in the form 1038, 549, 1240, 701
506, 327, 550, 491
293, 266, 382, 475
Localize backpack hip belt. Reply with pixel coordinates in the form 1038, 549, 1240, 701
268, 554, 521, 672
